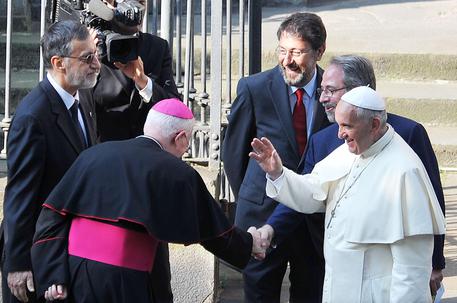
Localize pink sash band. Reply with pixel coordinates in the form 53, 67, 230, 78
68, 217, 157, 272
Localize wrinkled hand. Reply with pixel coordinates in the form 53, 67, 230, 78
113, 57, 148, 90
44, 284, 68, 301
257, 224, 274, 250
247, 227, 266, 260
430, 269, 443, 296
249, 137, 283, 180
7, 271, 35, 302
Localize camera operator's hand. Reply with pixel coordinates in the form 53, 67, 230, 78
114, 57, 148, 90
102, 0, 116, 9
87, 27, 100, 48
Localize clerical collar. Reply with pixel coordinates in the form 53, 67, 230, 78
361, 124, 394, 159
138, 135, 164, 150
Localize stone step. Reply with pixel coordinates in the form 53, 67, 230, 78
378, 80, 457, 101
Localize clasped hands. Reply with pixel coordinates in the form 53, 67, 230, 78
245, 137, 283, 260
247, 224, 275, 260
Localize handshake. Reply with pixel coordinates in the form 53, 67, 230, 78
246, 224, 275, 260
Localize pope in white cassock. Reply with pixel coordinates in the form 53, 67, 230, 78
249, 86, 445, 303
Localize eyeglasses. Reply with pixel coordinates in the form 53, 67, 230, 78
63, 52, 99, 65
317, 86, 347, 97
276, 46, 311, 58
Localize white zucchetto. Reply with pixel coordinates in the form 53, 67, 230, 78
341, 86, 386, 111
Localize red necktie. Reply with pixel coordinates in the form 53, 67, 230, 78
292, 88, 307, 156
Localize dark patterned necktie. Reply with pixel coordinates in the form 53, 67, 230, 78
292, 88, 307, 156
70, 100, 87, 148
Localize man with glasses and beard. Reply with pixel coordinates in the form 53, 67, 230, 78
222, 12, 330, 303
1, 20, 100, 303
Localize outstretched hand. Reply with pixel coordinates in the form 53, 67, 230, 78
247, 225, 275, 261
249, 137, 283, 180
247, 227, 266, 260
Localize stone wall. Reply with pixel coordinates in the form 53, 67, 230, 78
169, 165, 221, 302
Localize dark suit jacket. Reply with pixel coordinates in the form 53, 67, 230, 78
268, 113, 446, 269
79, 32, 180, 142
222, 66, 330, 230
2, 77, 97, 273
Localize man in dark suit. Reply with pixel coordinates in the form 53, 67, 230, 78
78, 1, 180, 301
1, 20, 100, 303
79, 0, 179, 142
79, 31, 180, 141
222, 13, 330, 302
263, 54, 445, 298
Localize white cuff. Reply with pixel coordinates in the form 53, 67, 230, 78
136, 77, 153, 103
266, 170, 285, 192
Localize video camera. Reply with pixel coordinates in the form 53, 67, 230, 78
47, 0, 145, 64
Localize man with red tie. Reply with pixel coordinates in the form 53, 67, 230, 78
222, 12, 330, 303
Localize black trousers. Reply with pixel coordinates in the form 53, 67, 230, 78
242, 220, 325, 303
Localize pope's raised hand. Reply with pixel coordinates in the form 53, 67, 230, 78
249, 137, 283, 180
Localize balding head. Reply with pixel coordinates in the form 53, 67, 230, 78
144, 99, 195, 157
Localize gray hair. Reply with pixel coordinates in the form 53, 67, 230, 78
144, 109, 195, 140
354, 107, 387, 127
41, 20, 90, 69
276, 13, 326, 51
329, 55, 376, 90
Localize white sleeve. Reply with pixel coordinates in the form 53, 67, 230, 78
390, 234, 433, 303
136, 77, 153, 102
265, 167, 326, 214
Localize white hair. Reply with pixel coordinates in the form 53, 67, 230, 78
144, 109, 195, 139
354, 106, 387, 127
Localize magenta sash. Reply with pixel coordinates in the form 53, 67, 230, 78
68, 217, 157, 272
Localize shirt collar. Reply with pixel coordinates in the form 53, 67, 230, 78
290, 67, 317, 98
47, 73, 77, 110
361, 123, 394, 159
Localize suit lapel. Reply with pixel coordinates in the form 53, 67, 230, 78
79, 98, 97, 146
311, 66, 330, 134
39, 78, 85, 153
298, 66, 331, 169
268, 66, 299, 159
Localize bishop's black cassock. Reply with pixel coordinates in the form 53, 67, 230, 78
31, 137, 252, 303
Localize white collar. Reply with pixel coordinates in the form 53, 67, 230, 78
47, 73, 79, 110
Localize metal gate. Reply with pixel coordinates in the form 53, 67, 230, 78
1, 0, 262, 201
